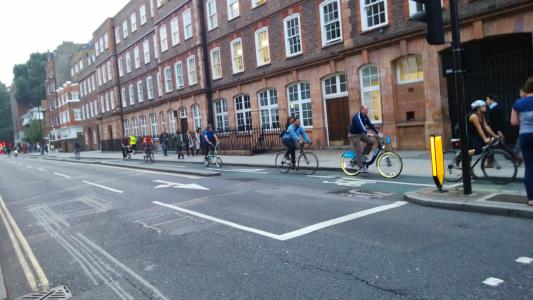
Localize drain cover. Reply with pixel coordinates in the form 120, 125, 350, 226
17, 286, 72, 300
485, 194, 527, 204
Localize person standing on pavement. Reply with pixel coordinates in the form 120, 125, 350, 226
203, 125, 219, 160
159, 130, 170, 156
511, 77, 533, 206
174, 130, 184, 159
189, 131, 196, 156
182, 131, 191, 156
130, 134, 137, 155
195, 128, 202, 155
348, 105, 381, 172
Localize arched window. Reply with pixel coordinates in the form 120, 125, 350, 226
140, 115, 148, 136
214, 99, 229, 132
124, 119, 130, 137
323, 73, 347, 98
235, 94, 252, 131
179, 107, 188, 119
159, 111, 165, 131
192, 104, 202, 130
258, 89, 279, 129
168, 110, 176, 133
287, 82, 312, 127
396, 55, 424, 84
359, 64, 382, 123
150, 113, 158, 136
131, 117, 139, 136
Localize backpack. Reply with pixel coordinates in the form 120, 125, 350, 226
279, 129, 286, 138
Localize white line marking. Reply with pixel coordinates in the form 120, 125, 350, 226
483, 277, 504, 287
208, 168, 269, 174
53, 172, 72, 178
515, 257, 533, 264
26, 165, 34, 169
82, 181, 123, 194
338, 177, 435, 187
307, 175, 337, 179
37, 168, 48, 172
153, 201, 407, 241
152, 180, 209, 190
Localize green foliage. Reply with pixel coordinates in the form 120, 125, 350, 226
13, 53, 47, 107
0, 82, 13, 142
22, 119, 43, 144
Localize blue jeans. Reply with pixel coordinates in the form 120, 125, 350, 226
519, 133, 533, 200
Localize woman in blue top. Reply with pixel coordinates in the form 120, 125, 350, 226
511, 77, 533, 206
282, 117, 312, 166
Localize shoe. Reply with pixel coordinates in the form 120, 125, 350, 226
284, 154, 290, 161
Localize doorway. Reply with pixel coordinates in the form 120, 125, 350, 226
326, 97, 350, 146
180, 118, 188, 133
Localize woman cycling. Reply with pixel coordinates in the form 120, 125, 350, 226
468, 100, 499, 156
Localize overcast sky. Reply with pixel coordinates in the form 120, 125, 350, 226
0, 0, 130, 85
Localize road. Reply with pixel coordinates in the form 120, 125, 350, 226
0, 155, 531, 299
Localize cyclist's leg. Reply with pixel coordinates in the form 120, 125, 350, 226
351, 134, 364, 169
361, 133, 374, 157
286, 140, 296, 165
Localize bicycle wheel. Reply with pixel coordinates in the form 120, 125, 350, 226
275, 152, 291, 174
443, 150, 463, 182
340, 152, 360, 176
376, 151, 403, 178
215, 157, 223, 168
481, 149, 517, 185
298, 152, 318, 175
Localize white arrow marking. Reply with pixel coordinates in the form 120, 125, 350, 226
515, 257, 533, 264
482, 277, 504, 287
152, 180, 209, 191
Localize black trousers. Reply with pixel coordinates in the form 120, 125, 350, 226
283, 139, 297, 164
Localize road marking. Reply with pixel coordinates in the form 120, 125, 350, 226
329, 177, 435, 187
82, 180, 123, 194
307, 175, 337, 179
157, 164, 186, 168
89, 164, 200, 179
53, 172, 72, 178
515, 257, 533, 264
37, 168, 48, 172
208, 168, 269, 174
0, 195, 49, 291
153, 180, 209, 190
483, 277, 504, 287
26, 165, 34, 169
153, 201, 407, 241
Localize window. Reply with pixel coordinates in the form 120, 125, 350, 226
210, 48, 222, 80
252, 0, 265, 8
115, 27, 121, 44
214, 99, 229, 132
132, 117, 139, 136
137, 81, 144, 102
170, 17, 180, 46
150, 0, 155, 17
284, 14, 302, 57
133, 47, 141, 69
174, 62, 184, 89
227, 0, 240, 20
157, 72, 163, 96
105, 93, 110, 112
179, 107, 187, 119
104, 33, 109, 49
360, 0, 388, 31
320, 0, 342, 46
150, 113, 158, 136
397, 55, 424, 84
183, 9, 193, 40
287, 82, 313, 127
97, 68, 102, 86
143, 40, 151, 64
140, 4, 147, 25
360, 65, 382, 123
146, 76, 154, 99
118, 56, 124, 77
95, 42, 100, 56
234, 95, 252, 131
121, 88, 127, 107
159, 25, 168, 52
254, 27, 270, 66
164, 66, 172, 93
259, 89, 279, 129
323, 73, 347, 98
192, 104, 202, 130
102, 65, 107, 83
99, 38, 104, 54
124, 119, 130, 136
125, 52, 132, 73
168, 110, 176, 133
140, 115, 148, 136
131, 13, 137, 32
187, 56, 197, 86
206, 0, 218, 30
100, 96, 105, 113
153, 35, 159, 59
106, 61, 113, 81
122, 20, 129, 38
111, 90, 116, 109
129, 84, 135, 105
74, 109, 82, 121
231, 38, 244, 74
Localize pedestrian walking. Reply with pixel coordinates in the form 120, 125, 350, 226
183, 131, 191, 156
174, 130, 184, 159
511, 77, 533, 206
160, 130, 170, 156
189, 131, 196, 156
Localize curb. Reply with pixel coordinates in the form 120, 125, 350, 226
404, 191, 533, 220
0, 264, 6, 300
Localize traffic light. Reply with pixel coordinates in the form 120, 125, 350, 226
410, 0, 445, 45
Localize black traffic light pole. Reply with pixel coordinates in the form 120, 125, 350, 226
449, 0, 472, 195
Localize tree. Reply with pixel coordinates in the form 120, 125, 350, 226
0, 82, 13, 142
13, 53, 47, 107
22, 120, 43, 144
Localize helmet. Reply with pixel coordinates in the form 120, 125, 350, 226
471, 99, 486, 110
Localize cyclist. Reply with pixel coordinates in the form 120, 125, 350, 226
142, 135, 154, 157
348, 105, 381, 172
203, 124, 219, 160
468, 100, 499, 156
282, 116, 311, 167
130, 134, 137, 154
121, 136, 130, 159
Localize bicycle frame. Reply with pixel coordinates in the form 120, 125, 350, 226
343, 137, 385, 167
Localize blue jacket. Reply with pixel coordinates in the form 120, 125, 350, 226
283, 124, 311, 143
349, 112, 378, 134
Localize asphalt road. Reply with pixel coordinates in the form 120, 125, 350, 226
0, 155, 531, 299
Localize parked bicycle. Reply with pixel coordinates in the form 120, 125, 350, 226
275, 143, 318, 175
205, 143, 222, 168
443, 138, 517, 185
340, 135, 403, 178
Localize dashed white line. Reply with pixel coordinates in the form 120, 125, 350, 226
82, 181, 123, 194
53, 172, 72, 178
515, 257, 533, 264
482, 277, 504, 287
37, 168, 48, 172
26, 165, 34, 169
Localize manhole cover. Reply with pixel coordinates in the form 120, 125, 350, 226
330, 188, 392, 199
485, 194, 527, 204
17, 286, 72, 300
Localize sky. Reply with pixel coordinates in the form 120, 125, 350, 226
0, 0, 130, 85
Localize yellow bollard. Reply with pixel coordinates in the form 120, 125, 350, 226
430, 135, 445, 192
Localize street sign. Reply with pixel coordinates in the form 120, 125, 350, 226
430, 135, 445, 191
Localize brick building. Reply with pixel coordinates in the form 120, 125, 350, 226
61, 0, 532, 151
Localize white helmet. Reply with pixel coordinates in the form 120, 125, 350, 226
471, 99, 486, 110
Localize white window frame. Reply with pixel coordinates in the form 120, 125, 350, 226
322, 73, 348, 99
287, 82, 313, 128
227, 0, 240, 21
104, 33, 109, 49
143, 40, 151, 64
118, 56, 124, 77
170, 17, 180, 46
106, 61, 113, 81
131, 13, 137, 32
168, 110, 176, 133
206, 0, 218, 31
254, 27, 271, 67
210, 48, 222, 80
124, 119, 130, 136
192, 104, 202, 130
187, 55, 197, 86
320, 0, 343, 46
132, 117, 139, 136
134, 46, 141, 69
183, 9, 193, 40
140, 115, 148, 136
129, 84, 135, 105
359, 64, 383, 123
157, 72, 163, 96
122, 20, 129, 38
137, 81, 144, 102
115, 27, 121, 44
140, 4, 147, 25
150, 113, 158, 136
159, 25, 169, 52
258, 89, 279, 130
125, 52, 132, 73
214, 99, 229, 132
174, 61, 184, 89
146, 76, 154, 100
283, 13, 303, 57
153, 35, 160, 59
360, 0, 389, 31
164, 66, 173, 93
105, 93, 110, 112
396, 55, 424, 84
234, 95, 252, 132
121, 88, 127, 107
231, 38, 244, 74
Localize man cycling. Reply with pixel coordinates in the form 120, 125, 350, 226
203, 124, 219, 160
142, 135, 154, 157
282, 116, 311, 167
348, 105, 381, 172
